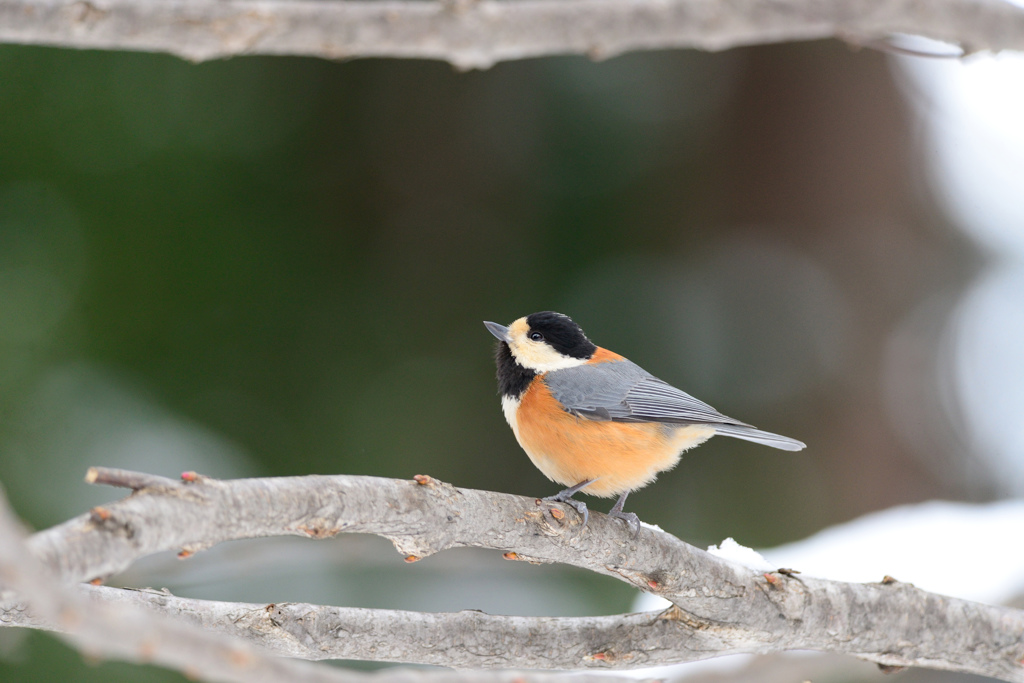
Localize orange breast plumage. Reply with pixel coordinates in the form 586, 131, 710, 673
510, 377, 715, 497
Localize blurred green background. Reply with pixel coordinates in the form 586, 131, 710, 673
0, 39, 992, 681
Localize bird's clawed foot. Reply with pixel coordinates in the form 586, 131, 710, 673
609, 491, 642, 538
542, 481, 643, 538
543, 479, 595, 529
556, 497, 589, 528
608, 508, 641, 538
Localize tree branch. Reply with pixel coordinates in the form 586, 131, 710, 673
14, 467, 1024, 680
0, 0, 1021, 69
0, 585, 726, 669
0, 482, 631, 683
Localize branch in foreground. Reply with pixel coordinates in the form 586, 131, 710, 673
19, 467, 1024, 681
0, 0, 1022, 68
0, 482, 660, 683
0, 485, 472, 683
0, 585, 711, 669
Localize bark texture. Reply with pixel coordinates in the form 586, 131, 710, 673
0, 486, 574, 683
7, 468, 1024, 680
0, 0, 1021, 68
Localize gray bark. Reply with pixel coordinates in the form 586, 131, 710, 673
0, 484, 637, 683
8, 468, 1024, 680
0, 586, 757, 668
0, 0, 1021, 68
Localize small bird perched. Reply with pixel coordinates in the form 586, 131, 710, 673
485, 311, 805, 533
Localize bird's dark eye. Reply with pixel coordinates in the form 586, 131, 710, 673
530, 332, 544, 342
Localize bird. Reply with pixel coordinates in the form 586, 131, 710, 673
484, 311, 805, 534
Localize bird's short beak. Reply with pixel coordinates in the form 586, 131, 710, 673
483, 321, 512, 343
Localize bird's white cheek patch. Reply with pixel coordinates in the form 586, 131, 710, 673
508, 341, 588, 373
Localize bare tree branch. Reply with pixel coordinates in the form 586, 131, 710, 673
13, 468, 1024, 680
0, 585, 734, 668
0, 0, 1022, 69
1, 482, 636, 683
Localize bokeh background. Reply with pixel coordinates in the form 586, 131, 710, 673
2, 33, 1023, 682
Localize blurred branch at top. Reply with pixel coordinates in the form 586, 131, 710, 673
0, 0, 1022, 69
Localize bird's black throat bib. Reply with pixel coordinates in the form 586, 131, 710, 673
495, 342, 535, 399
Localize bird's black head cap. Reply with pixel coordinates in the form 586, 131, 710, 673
525, 311, 597, 360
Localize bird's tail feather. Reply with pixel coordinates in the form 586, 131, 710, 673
714, 424, 805, 451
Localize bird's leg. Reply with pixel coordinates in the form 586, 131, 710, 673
608, 491, 641, 538
543, 479, 595, 528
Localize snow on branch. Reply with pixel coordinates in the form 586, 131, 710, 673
0, 0, 1022, 68
3, 467, 1022, 681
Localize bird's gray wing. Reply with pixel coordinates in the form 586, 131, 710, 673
544, 360, 749, 426
545, 360, 806, 451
